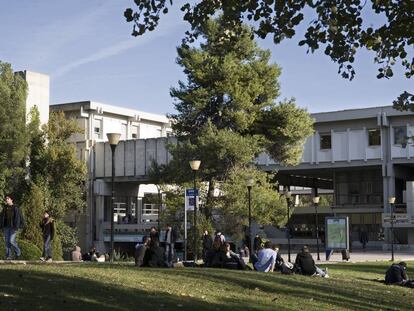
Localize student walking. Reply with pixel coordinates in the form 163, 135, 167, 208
0, 195, 23, 260
40, 211, 55, 262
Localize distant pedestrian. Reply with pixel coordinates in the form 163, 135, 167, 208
0, 195, 23, 260
202, 230, 213, 262
164, 224, 177, 267
359, 226, 369, 249
40, 211, 55, 262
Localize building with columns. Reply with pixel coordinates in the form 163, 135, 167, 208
50, 101, 172, 251
257, 105, 414, 250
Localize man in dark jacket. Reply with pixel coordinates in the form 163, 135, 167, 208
1, 195, 22, 260
135, 236, 150, 267
385, 262, 414, 287
164, 224, 178, 267
294, 245, 328, 277
40, 211, 55, 262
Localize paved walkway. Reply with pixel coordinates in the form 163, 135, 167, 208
280, 250, 414, 264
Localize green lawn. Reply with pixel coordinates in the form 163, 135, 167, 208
0, 261, 412, 311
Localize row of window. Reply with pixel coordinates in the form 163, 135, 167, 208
319, 127, 407, 150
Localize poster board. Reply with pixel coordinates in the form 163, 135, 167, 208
325, 216, 349, 250
185, 188, 199, 211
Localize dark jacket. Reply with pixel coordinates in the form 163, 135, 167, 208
0, 205, 23, 230
164, 228, 177, 244
40, 217, 55, 240
294, 251, 317, 275
385, 264, 408, 285
202, 234, 213, 250
143, 245, 165, 267
205, 249, 223, 268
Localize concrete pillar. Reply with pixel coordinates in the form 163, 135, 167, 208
406, 181, 414, 216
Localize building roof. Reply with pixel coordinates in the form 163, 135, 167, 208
50, 101, 170, 124
312, 105, 414, 123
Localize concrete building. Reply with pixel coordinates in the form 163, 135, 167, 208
257, 106, 414, 250
50, 101, 172, 251
18, 70, 50, 125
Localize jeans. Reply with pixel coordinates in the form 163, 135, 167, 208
42, 235, 52, 259
4, 228, 21, 258
165, 243, 174, 267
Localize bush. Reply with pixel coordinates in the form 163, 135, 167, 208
0, 238, 42, 260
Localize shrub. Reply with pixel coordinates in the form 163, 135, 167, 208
0, 238, 42, 260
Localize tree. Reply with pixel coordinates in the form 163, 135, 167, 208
165, 19, 313, 222
125, 1, 414, 109
0, 62, 28, 199
218, 166, 286, 240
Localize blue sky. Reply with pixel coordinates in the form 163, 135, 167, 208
1, 1, 412, 115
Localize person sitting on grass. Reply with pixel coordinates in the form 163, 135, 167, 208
222, 242, 248, 270
294, 245, 328, 278
135, 236, 150, 267
143, 239, 166, 267
253, 241, 277, 272
385, 262, 414, 288
71, 246, 82, 262
205, 237, 223, 268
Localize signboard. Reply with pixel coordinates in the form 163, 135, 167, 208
382, 213, 414, 227
185, 188, 199, 211
325, 216, 349, 250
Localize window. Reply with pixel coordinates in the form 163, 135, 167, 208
393, 126, 407, 145
320, 133, 331, 149
368, 129, 381, 146
93, 119, 102, 140
131, 125, 139, 139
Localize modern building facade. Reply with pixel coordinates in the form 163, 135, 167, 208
50, 101, 172, 251
257, 106, 414, 250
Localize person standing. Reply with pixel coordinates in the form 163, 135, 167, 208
164, 224, 177, 267
359, 225, 369, 250
150, 226, 159, 242
253, 234, 262, 254
40, 211, 55, 262
202, 230, 213, 262
0, 195, 23, 260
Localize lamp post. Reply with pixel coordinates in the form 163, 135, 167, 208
246, 177, 254, 261
313, 196, 321, 261
107, 133, 121, 263
285, 191, 292, 262
388, 196, 396, 261
189, 160, 201, 262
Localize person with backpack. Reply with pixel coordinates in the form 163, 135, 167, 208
0, 195, 23, 260
40, 211, 55, 262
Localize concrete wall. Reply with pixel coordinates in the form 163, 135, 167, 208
24, 71, 49, 125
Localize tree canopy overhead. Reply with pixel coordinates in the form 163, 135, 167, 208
125, 0, 414, 109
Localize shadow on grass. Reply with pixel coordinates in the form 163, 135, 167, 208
161, 268, 413, 311
0, 267, 264, 311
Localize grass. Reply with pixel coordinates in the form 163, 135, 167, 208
0, 261, 413, 311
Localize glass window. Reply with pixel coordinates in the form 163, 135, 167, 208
131, 125, 139, 139
368, 129, 381, 146
393, 126, 407, 145
93, 119, 102, 140
320, 133, 331, 149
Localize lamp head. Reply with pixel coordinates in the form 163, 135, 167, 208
189, 160, 201, 171
106, 133, 121, 146
313, 196, 320, 204
388, 196, 396, 204
246, 177, 254, 188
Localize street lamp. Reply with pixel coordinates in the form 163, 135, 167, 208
388, 196, 396, 261
107, 133, 121, 263
285, 191, 292, 262
246, 177, 254, 261
189, 160, 201, 262
313, 196, 321, 261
